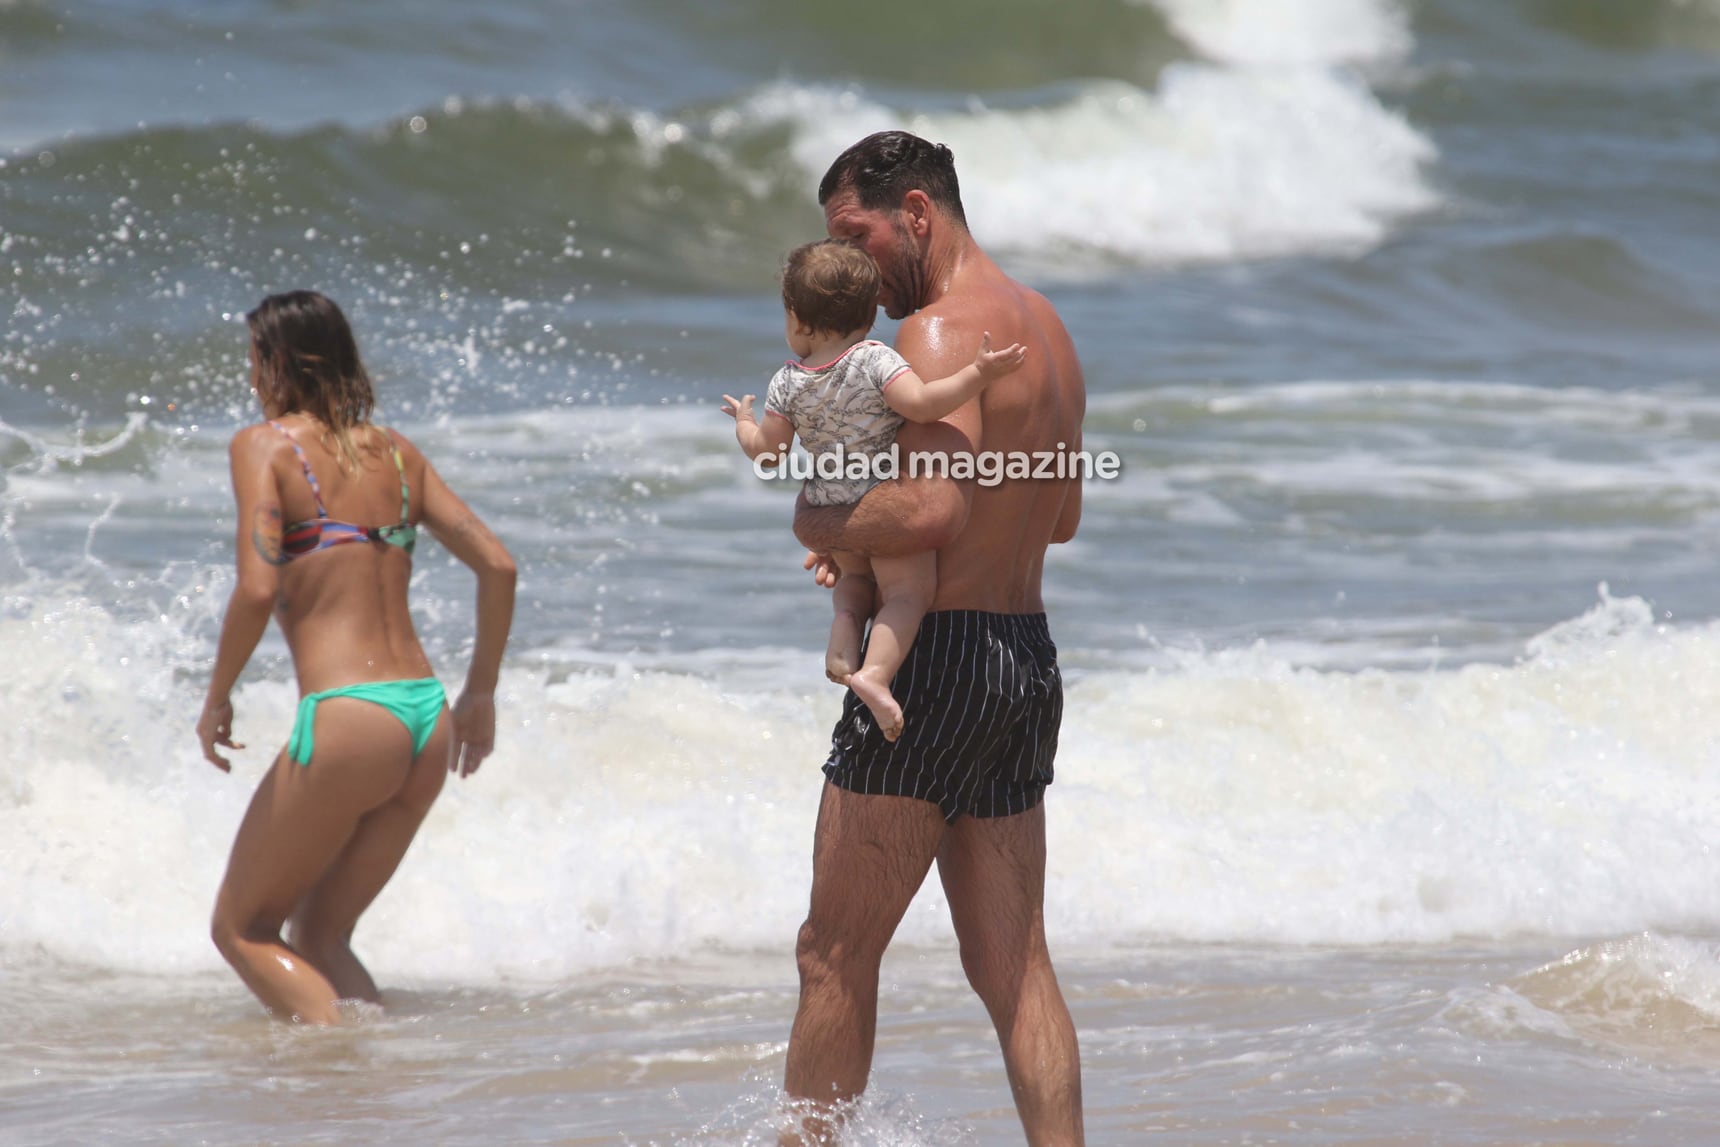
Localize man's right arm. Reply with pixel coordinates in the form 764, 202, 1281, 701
792, 423, 971, 558
791, 467, 970, 560
793, 312, 982, 560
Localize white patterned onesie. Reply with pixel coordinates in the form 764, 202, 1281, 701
764, 340, 913, 506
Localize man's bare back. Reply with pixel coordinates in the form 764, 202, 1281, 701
898, 264, 1084, 613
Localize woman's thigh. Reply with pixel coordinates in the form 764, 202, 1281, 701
292, 710, 453, 935
216, 698, 418, 930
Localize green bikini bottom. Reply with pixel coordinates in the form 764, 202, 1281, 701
287, 677, 447, 766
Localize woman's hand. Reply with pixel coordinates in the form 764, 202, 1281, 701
451, 690, 496, 778
197, 699, 244, 772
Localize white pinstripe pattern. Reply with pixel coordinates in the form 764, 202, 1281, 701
822, 610, 1062, 822
945, 617, 1009, 815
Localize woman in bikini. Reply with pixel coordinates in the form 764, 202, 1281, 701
196, 290, 516, 1024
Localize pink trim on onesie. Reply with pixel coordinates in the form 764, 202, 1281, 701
792, 342, 873, 373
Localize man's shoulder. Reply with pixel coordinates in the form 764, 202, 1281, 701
894, 301, 984, 369
916, 266, 1048, 325
899, 272, 1061, 362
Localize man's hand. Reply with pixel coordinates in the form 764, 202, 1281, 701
451, 690, 496, 778
803, 550, 841, 589
197, 699, 243, 772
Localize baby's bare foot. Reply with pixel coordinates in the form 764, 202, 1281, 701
849, 667, 904, 742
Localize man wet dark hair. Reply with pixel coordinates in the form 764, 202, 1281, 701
817, 130, 969, 229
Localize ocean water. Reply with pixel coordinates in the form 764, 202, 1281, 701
6, 0, 1720, 1142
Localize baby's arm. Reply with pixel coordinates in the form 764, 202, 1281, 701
721, 394, 796, 465
880, 332, 1026, 424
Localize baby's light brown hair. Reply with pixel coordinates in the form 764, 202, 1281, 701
781, 240, 880, 336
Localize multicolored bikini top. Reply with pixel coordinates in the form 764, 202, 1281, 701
269, 420, 416, 560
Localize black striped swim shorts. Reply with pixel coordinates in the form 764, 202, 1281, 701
823, 610, 1063, 822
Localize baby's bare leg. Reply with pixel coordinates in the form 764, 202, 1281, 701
847, 551, 935, 743
826, 550, 875, 684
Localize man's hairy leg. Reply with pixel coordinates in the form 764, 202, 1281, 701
938, 805, 1085, 1147
783, 783, 945, 1142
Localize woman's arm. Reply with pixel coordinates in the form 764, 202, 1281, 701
415, 448, 517, 777
197, 426, 285, 771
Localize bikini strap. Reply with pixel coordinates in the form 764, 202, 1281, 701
381, 428, 410, 525
269, 420, 329, 519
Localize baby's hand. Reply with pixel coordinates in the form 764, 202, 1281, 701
974, 332, 1028, 380
720, 394, 757, 424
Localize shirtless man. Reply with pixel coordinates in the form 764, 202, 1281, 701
783, 131, 1086, 1145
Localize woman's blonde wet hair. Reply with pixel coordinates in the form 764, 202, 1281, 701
246, 290, 376, 471
781, 240, 881, 336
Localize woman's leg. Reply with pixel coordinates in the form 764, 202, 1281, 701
288, 710, 451, 1003
210, 697, 418, 1023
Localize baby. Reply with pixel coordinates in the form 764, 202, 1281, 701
722, 240, 1025, 741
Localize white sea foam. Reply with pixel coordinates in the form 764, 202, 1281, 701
1526, 933, 1720, 1024
1447, 932, 1720, 1062
1086, 378, 1720, 512
716, 0, 1434, 268
733, 0, 1436, 271
736, 69, 1435, 269
1053, 587, 1720, 946
1145, 0, 1413, 68
3, 585, 1718, 983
